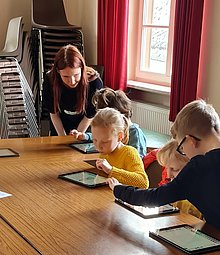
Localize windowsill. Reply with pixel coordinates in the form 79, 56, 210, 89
127, 80, 171, 96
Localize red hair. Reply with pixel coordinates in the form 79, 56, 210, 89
49, 44, 88, 113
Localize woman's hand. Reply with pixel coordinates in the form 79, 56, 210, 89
106, 177, 121, 190
96, 158, 112, 174
69, 129, 86, 140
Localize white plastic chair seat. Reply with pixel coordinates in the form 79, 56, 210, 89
0, 16, 23, 61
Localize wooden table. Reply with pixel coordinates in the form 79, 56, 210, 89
0, 216, 40, 255
0, 136, 220, 255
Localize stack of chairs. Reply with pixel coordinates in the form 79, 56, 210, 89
30, 0, 84, 134
0, 58, 39, 138
31, 0, 84, 75
20, 31, 40, 123
0, 16, 39, 138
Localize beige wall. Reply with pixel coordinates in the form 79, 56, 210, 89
0, 0, 97, 64
64, 0, 98, 65
198, 0, 220, 114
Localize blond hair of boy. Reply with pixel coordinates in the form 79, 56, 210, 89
171, 100, 220, 156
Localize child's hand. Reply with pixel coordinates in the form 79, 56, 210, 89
69, 129, 86, 140
106, 177, 121, 190
96, 158, 112, 174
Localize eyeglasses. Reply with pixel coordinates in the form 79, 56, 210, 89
176, 135, 201, 155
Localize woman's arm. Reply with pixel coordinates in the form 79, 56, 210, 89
77, 116, 92, 133
50, 113, 66, 136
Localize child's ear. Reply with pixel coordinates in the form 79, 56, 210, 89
188, 135, 199, 148
118, 131, 124, 142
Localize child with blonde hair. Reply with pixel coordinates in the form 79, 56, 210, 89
157, 140, 202, 219
157, 139, 189, 181
107, 100, 220, 230
91, 107, 149, 189
70, 88, 147, 158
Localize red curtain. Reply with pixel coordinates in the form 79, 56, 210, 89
97, 0, 129, 91
169, 0, 204, 121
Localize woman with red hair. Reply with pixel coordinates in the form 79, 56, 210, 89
42, 44, 103, 136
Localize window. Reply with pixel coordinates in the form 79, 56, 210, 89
128, 0, 176, 87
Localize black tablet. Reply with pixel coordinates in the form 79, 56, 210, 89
69, 143, 98, 154
0, 148, 19, 157
115, 198, 179, 219
149, 224, 220, 254
58, 170, 107, 188
83, 159, 97, 168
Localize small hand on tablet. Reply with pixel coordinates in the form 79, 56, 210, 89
94, 158, 121, 190
69, 129, 86, 140
106, 177, 121, 190
96, 158, 112, 174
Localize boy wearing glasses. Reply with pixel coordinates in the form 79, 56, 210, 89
107, 100, 220, 230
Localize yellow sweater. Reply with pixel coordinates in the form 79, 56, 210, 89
173, 200, 203, 219
100, 145, 149, 188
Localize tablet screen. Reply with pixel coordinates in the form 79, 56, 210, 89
69, 143, 98, 154
115, 199, 179, 218
58, 171, 107, 188
150, 224, 220, 254
0, 148, 19, 157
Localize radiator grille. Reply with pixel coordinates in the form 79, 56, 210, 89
131, 101, 172, 135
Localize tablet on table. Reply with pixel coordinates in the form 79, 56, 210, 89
149, 224, 220, 254
0, 148, 19, 157
58, 170, 107, 188
69, 143, 98, 154
115, 198, 179, 219
83, 159, 97, 168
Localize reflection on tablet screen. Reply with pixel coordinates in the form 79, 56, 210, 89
115, 199, 179, 218
123, 201, 177, 215
63, 172, 107, 185
70, 143, 98, 153
150, 224, 220, 254
158, 226, 220, 252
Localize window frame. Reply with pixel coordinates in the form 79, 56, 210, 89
128, 0, 176, 87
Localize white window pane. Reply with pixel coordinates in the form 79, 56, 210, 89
140, 27, 168, 74
143, 0, 171, 26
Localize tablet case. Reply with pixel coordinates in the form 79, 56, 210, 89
58, 170, 107, 188
69, 142, 98, 154
83, 159, 97, 168
149, 224, 220, 254
115, 199, 179, 219
0, 148, 19, 157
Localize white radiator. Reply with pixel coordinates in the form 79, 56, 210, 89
131, 101, 172, 135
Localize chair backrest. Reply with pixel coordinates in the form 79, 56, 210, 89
31, 0, 72, 29
145, 161, 163, 188
1, 17, 23, 56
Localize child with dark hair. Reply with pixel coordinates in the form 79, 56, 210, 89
70, 88, 147, 158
